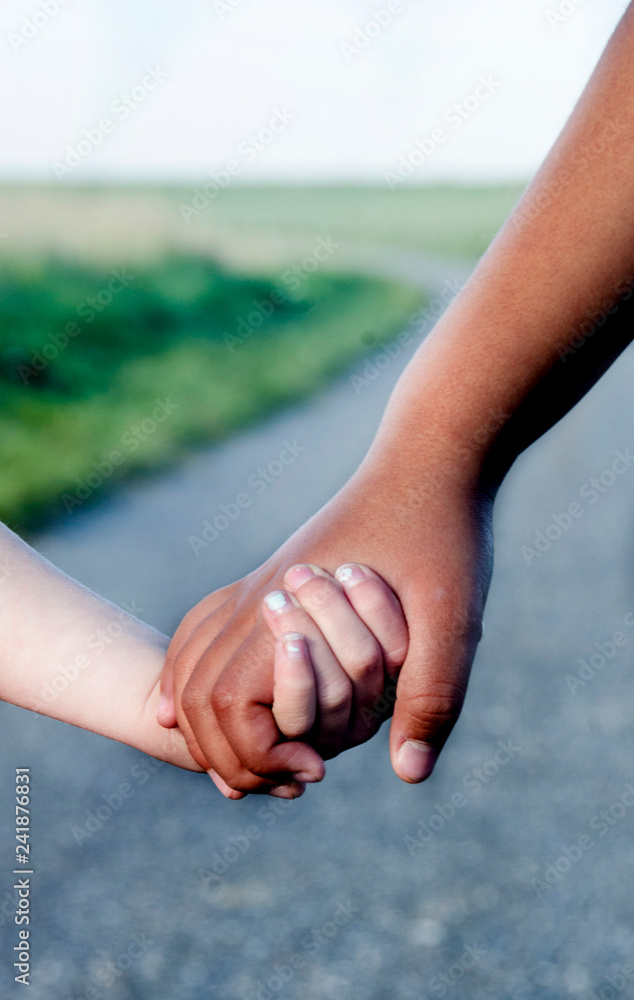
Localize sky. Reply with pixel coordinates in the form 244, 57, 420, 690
0, 0, 628, 185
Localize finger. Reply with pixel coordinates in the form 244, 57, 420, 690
282, 565, 388, 742
261, 589, 353, 752
389, 607, 482, 784
272, 633, 316, 738
182, 630, 327, 788
192, 704, 310, 798
333, 564, 409, 678
208, 768, 306, 801
165, 587, 249, 765
171, 618, 316, 795
207, 769, 247, 800
157, 665, 178, 728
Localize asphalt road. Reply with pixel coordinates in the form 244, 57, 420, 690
2, 249, 634, 1000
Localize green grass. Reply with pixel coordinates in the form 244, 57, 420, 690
0, 253, 423, 529
0, 182, 529, 529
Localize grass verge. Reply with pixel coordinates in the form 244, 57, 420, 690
0, 254, 424, 529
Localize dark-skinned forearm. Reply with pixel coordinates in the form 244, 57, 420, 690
360, 4, 634, 498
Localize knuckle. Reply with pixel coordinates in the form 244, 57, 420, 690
342, 641, 383, 682
301, 579, 340, 614
219, 758, 274, 794
400, 683, 464, 741
319, 678, 353, 713
180, 677, 209, 718
222, 770, 252, 794
210, 681, 237, 717
170, 647, 197, 690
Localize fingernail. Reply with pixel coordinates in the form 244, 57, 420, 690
335, 564, 367, 587
293, 771, 321, 783
207, 769, 244, 799
264, 590, 293, 613
396, 740, 437, 782
284, 564, 316, 589
283, 632, 306, 657
268, 784, 304, 799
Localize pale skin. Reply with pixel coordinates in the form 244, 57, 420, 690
0, 523, 197, 771
0, 521, 406, 800
158, 2, 634, 796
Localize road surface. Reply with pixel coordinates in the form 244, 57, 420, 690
1, 248, 634, 1000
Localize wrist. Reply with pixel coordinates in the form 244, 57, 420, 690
361, 395, 501, 505
357, 312, 532, 502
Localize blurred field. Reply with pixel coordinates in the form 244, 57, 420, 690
0, 183, 525, 265
0, 183, 525, 529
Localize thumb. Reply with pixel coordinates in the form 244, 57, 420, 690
389, 615, 482, 783
157, 658, 178, 728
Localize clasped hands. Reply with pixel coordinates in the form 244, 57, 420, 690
156, 468, 493, 799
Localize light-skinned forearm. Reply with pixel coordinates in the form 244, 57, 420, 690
0, 524, 200, 770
